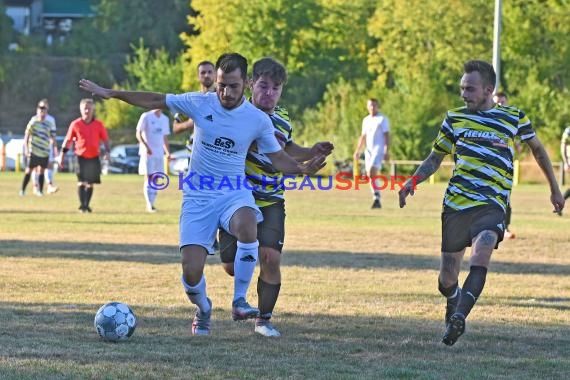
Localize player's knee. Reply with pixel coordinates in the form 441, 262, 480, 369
259, 248, 281, 272
233, 224, 257, 243
469, 252, 491, 268
222, 262, 234, 276
180, 245, 207, 282
438, 273, 458, 288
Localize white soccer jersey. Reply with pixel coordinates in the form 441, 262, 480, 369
361, 113, 390, 159
136, 110, 170, 156
166, 92, 282, 199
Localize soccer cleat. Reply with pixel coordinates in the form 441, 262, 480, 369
19, 190, 25, 197
85, 206, 92, 213
232, 297, 259, 321
47, 185, 59, 194
445, 287, 461, 326
371, 199, 381, 209
255, 315, 281, 337
192, 298, 212, 336
146, 205, 157, 213
442, 313, 466, 346
33, 189, 44, 197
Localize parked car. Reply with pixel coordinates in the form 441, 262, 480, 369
3, 136, 25, 171
108, 144, 140, 174
2, 134, 77, 172
169, 148, 191, 174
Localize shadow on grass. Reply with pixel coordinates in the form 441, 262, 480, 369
0, 301, 568, 379
1, 239, 569, 275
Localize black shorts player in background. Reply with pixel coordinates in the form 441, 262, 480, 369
399, 60, 564, 346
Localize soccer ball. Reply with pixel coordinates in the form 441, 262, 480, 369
94, 302, 137, 342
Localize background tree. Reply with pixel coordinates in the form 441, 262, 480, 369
0, 2, 14, 85
181, 0, 374, 115
97, 40, 184, 138
500, 0, 570, 152
64, 0, 192, 58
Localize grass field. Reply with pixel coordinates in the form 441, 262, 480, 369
0, 171, 568, 379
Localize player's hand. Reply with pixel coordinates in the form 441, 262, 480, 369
79, 79, 111, 99
398, 183, 415, 208
311, 141, 334, 157
56, 153, 64, 169
300, 154, 326, 175
551, 191, 565, 216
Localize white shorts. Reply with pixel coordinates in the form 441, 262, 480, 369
179, 191, 263, 254
364, 151, 384, 173
139, 155, 164, 175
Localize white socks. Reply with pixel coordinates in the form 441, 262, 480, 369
233, 241, 259, 301
181, 274, 211, 313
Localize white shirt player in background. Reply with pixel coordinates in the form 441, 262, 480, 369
136, 109, 171, 212
29, 98, 59, 194
353, 98, 390, 208
78, 52, 327, 337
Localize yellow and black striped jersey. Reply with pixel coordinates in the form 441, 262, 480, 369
432, 104, 535, 211
245, 106, 293, 207
25, 119, 54, 158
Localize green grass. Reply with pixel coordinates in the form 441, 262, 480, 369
0, 172, 569, 379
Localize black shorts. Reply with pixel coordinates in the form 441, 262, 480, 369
77, 156, 101, 184
28, 154, 49, 169
441, 205, 505, 252
220, 200, 286, 264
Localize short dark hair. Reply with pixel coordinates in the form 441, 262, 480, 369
216, 53, 248, 80
463, 60, 496, 89
252, 57, 287, 85
196, 60, 214, 71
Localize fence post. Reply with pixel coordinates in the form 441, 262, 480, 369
16, 153, 21, 172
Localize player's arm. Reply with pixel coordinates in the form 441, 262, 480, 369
384, 131, 390, 162
353, 134, 365, 161
561, 134, 569, 171
79, 79, 166, 109
136, 129, 151, 156
163, 135, 171, 159
57, 135, 72, 167
398, 151, 446, 208
266, 149, 327, 176
23, 126, 31, 156
285, 141, 334, 162
526, 136, 565, 214
173, 116, 195, 134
